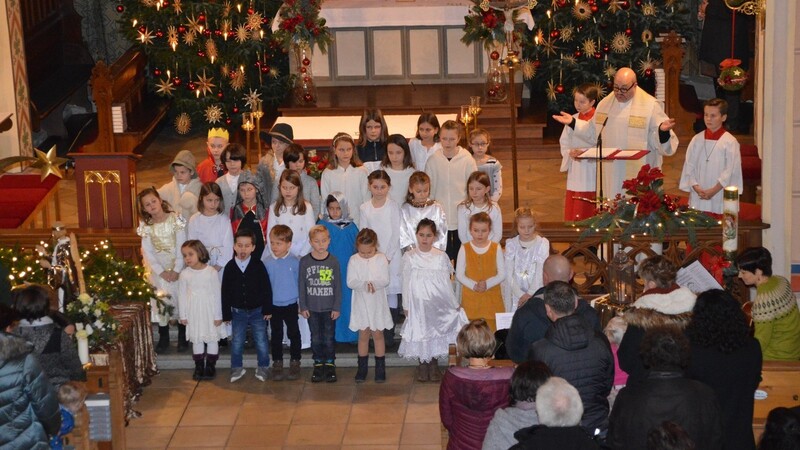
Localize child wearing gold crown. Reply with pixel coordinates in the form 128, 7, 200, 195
198, 127, 230, 183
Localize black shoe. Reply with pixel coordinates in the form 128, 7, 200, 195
156, 326, 170, 354
355, 356, 368, 383
311, 362, 325, 383
192, 358, 204, 381
218, 338, 228, 348
325, 363, 337, 383
375, 356, 386, 383
203, 359, 217, 380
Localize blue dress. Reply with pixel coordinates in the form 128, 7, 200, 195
320, 219, 359, 342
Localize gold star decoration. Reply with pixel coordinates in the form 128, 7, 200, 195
582, 39, 597, 56
592, 81, 608, 99
605, 65, 618, 79
196, 71, 216, 96
168, 25, 179, 49
205, 38, 218, 59
535, 29, 545, 45
611, 32, 632, 53
521, 59, 536, 79
186, 14, 203, 34
546, 80, 557, 101
664, 0, 678, 6
247, 12, 263, 30
243, 89, 262, 109
236, 25, 250, 44
230, 70, 246, 91
205, 105, 223, 124
563, 55, 577, 66
641, 29, 654, 44
222, 19, 231, 39
223, 1, 232, 17
172, 0, 182, 14
175, 113, 191, 135
637, 56, 660, 75
542, 37, 558, 57
221, 64, 231, 77
138, 28, 155, 45
29, 146, 69, 180
607, 0, 622, 13
642, 2, 657, 16
183, 30, 196, 46
155, 78, 176, 96
269, 67, 280, 78
561, 25, 575, 43
572, 2, 592, 20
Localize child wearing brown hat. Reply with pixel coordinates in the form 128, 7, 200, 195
159, 149, 203, 221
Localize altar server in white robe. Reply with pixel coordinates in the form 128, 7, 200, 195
555, 67, 679, 198
679, 98, 743, 214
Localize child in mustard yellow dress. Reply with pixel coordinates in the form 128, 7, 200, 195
455, 212, 506, 331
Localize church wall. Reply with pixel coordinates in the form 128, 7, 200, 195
0, 0, 31, 158
792, 3, 800, 292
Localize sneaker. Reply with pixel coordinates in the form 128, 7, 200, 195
230, 367, 246, 383
255, 366, 269, 382
311, 363, 325, 383
325, 363, 337, 383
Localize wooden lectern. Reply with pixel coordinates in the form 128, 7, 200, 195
70, 152, 140, 229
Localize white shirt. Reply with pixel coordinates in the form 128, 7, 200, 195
383, 166, 415, 207
455, 241, 506, 291
456, 202, 503, 244
187, 212, 234, 271
266, 201, 316, 257
409, 138, 441, 171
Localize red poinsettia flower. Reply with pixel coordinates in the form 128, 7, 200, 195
482, 11, 498, 28
636, 190, 662, 217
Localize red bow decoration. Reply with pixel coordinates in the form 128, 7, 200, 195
706, 255, 732, 286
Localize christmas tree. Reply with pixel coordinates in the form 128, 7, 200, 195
116, 0, 299, 134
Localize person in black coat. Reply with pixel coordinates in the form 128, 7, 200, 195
608, 326, 723, 450
527, 281, 614, 438
685, 289, 762, 450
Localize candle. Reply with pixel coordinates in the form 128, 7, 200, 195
196, 89, 201, 98
722, 187, 739, 255
77, 335, 89, 364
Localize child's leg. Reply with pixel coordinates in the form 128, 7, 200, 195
371, 329, 385, 357
285, 305, 302, 362
230, 313, 245, 368
322, 313, 336, 363
269, 306, 287, 363
248, 309, 270, 368
206, 341, 219, 357
191, 342, 205, 355
357, 329, 371, 357
308, 311, 323, 362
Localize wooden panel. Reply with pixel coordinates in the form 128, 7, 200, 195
312, 45, 330, 79
334, 30, 367, 78
445, 28, 479, 76
408, 29, 441, 76
372, 29, 404, 78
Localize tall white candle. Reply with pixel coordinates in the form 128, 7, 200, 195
722, 186, 739, 255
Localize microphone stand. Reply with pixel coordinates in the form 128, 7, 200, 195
596, 115, 609, 263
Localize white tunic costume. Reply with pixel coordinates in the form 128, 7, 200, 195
178, 265, 227, 343
158, 178, 202, 221
503, 235, 550, 312
409, 139, 441, 172
574, 87, 678, 197
265, 201, 316, 257
137, 213, 187, 323
360, 199, 403, 299
425, 147, 478, 231
456, 202, 503, 244
399, 200, 448, 252
320, 165, 370, 225
398, 248, 468, 362
559, 111, 597, 192
384, 166, 415, 207
347, 252, 394, 331
679, 130, 743, 214
187, 212, 234, 278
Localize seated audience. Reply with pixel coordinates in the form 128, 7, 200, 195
608, 326, 723, 450
483, 361, 552, 450
686, 289, 762, 450
757, 407, 800, 450
0, 303, 62, 449
618, 256, 696, 385
737, 246, 800, 361
527, 281, 614, 438
440, 319, 514, 450
511, 377, 600, 449
604, 315, 629, 408
506, 254, 600, 363
646, 421, 697, 450
12, 284, 85, 388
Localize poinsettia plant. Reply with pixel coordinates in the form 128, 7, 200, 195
574, 165, 718, 245
272, 0, 333, 53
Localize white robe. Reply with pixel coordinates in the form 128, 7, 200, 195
503, 235, 550, 312
456, 202, 503, 244
158, 178, 202, 221
399, 201, 448, 252
347, 252, 394, 331
187, 212, 234, 278
178, 265, 227, 343
384, 166, 415, 207
265, 201, 316, 258
320, 165, 370, 226
409, 139, 441, 172
359, 199, 403, 296
679, 131, 743, 214
559, 112, 597, 192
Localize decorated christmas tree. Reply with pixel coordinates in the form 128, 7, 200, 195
115, 0, 329, 134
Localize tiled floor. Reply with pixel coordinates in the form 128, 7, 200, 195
126, 367, 444, 450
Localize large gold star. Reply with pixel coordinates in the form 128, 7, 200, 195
29, 145, 69, 180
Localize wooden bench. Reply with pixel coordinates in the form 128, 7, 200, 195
752, 360, 800, 440
82, 47, 170, 154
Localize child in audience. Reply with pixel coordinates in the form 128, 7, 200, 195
158, 149, 202, 220
273, 144, 321, 219
399, 171, 447, 253
679, 98, 743, 214
299, 225, 343, 383
457, 212, 506, 331
409, 112, 441, 170
503, 207, 550, 312
179, 240, 226, 380
188, 182, 233, 280
457, 171, 503, 245
267, 170, 316, 258
348, 228, 393, 383
215, 143, 252, 216
425, 120, 477, 261
604, 315, 629, 408
559, 83, 599, 221
262, 225, 302, 381
319, 193, 359, 343
137, 187, 187, 353
258, 122, 293, 188
398, 219, 468, 382
381, 134, 416, 206
356, 108, 389, 173
221, 229, 272, 383
231, 171, 269, 260
360, 170, 403, 348
197, 127, 229, 183
321, 132, 370, 225
50, 381, 87, 450
469, 128, 503, 203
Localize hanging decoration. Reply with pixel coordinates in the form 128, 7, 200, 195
716, 11, 747, 92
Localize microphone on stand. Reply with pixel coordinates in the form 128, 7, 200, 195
597, 115, 609, 207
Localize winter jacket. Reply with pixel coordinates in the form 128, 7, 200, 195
0, 332, 61, 449
15, 320, 85, 388
482, 401, 539, 450
528, 314, 614, 435
511, 425, 600, 450
618, 286, 696, 386
607, 371, 723, 450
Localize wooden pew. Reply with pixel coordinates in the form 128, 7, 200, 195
752, 360, 800, 440
82, 47, 170, 154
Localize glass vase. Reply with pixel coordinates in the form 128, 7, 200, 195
485, 44, 508, 103
293, 42, 317, 105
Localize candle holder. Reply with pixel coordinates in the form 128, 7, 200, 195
469, 96, 482, 129
460, 105, 473, 138
241, 112, 254, 158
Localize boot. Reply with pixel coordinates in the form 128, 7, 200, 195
375, 356, 386, 383
271, 360, 285, 381
311, 362, 325, 383
204, 354, 218, 380
177, 324, 189, 352
429, 358, 442, 382
325, 361, 337, 383
355, 356, 368, 383
192, 355, 205, 381
416, 361, 430, 382
287, 359, 301, 381
156, 326, 170, 353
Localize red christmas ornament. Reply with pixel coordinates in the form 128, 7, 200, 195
248, 8, 254, 14
635, 0, 642, 5
215, 30, 222, 36
226, 118, 232, 125
490, 50, 500, 60
232, 106, 239, 113
178, 26, 186, 33
625, 28, 632, 36
198, 14, 205, 22
173, 77, 182, 86
594, 52, 602, 59
602, 43, 610, 53
187, 82, 196, 90
217, 92, 224, 99
621, 0, 630, 8
203, 29, 211, 36
533, 59, 541, 69
590, 4, 599, 13
198, 51, 205, 57
116, 4, 124, 13
303, 76, 311, 83
138, 26, 146, 33
550, 29, 560, 39
574, 49, 583, 58
300, 67, 307, 73
555, 84, 565, 94
601, 0, 610, 4
588, 0, 595, 4
644, 68, 653, 77
154, 68, 161, 76
302, 57, 311, 66
556, 0, 567, 7
156, 30, 164, 38
303, 93, 314, 102
261, 65, 270, 73
488, 89, 497, 98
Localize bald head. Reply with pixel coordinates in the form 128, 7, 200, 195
613, 67, 638, 102
542, 254, 573, 284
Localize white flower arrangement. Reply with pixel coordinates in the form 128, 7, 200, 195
67, 293, 120, 351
